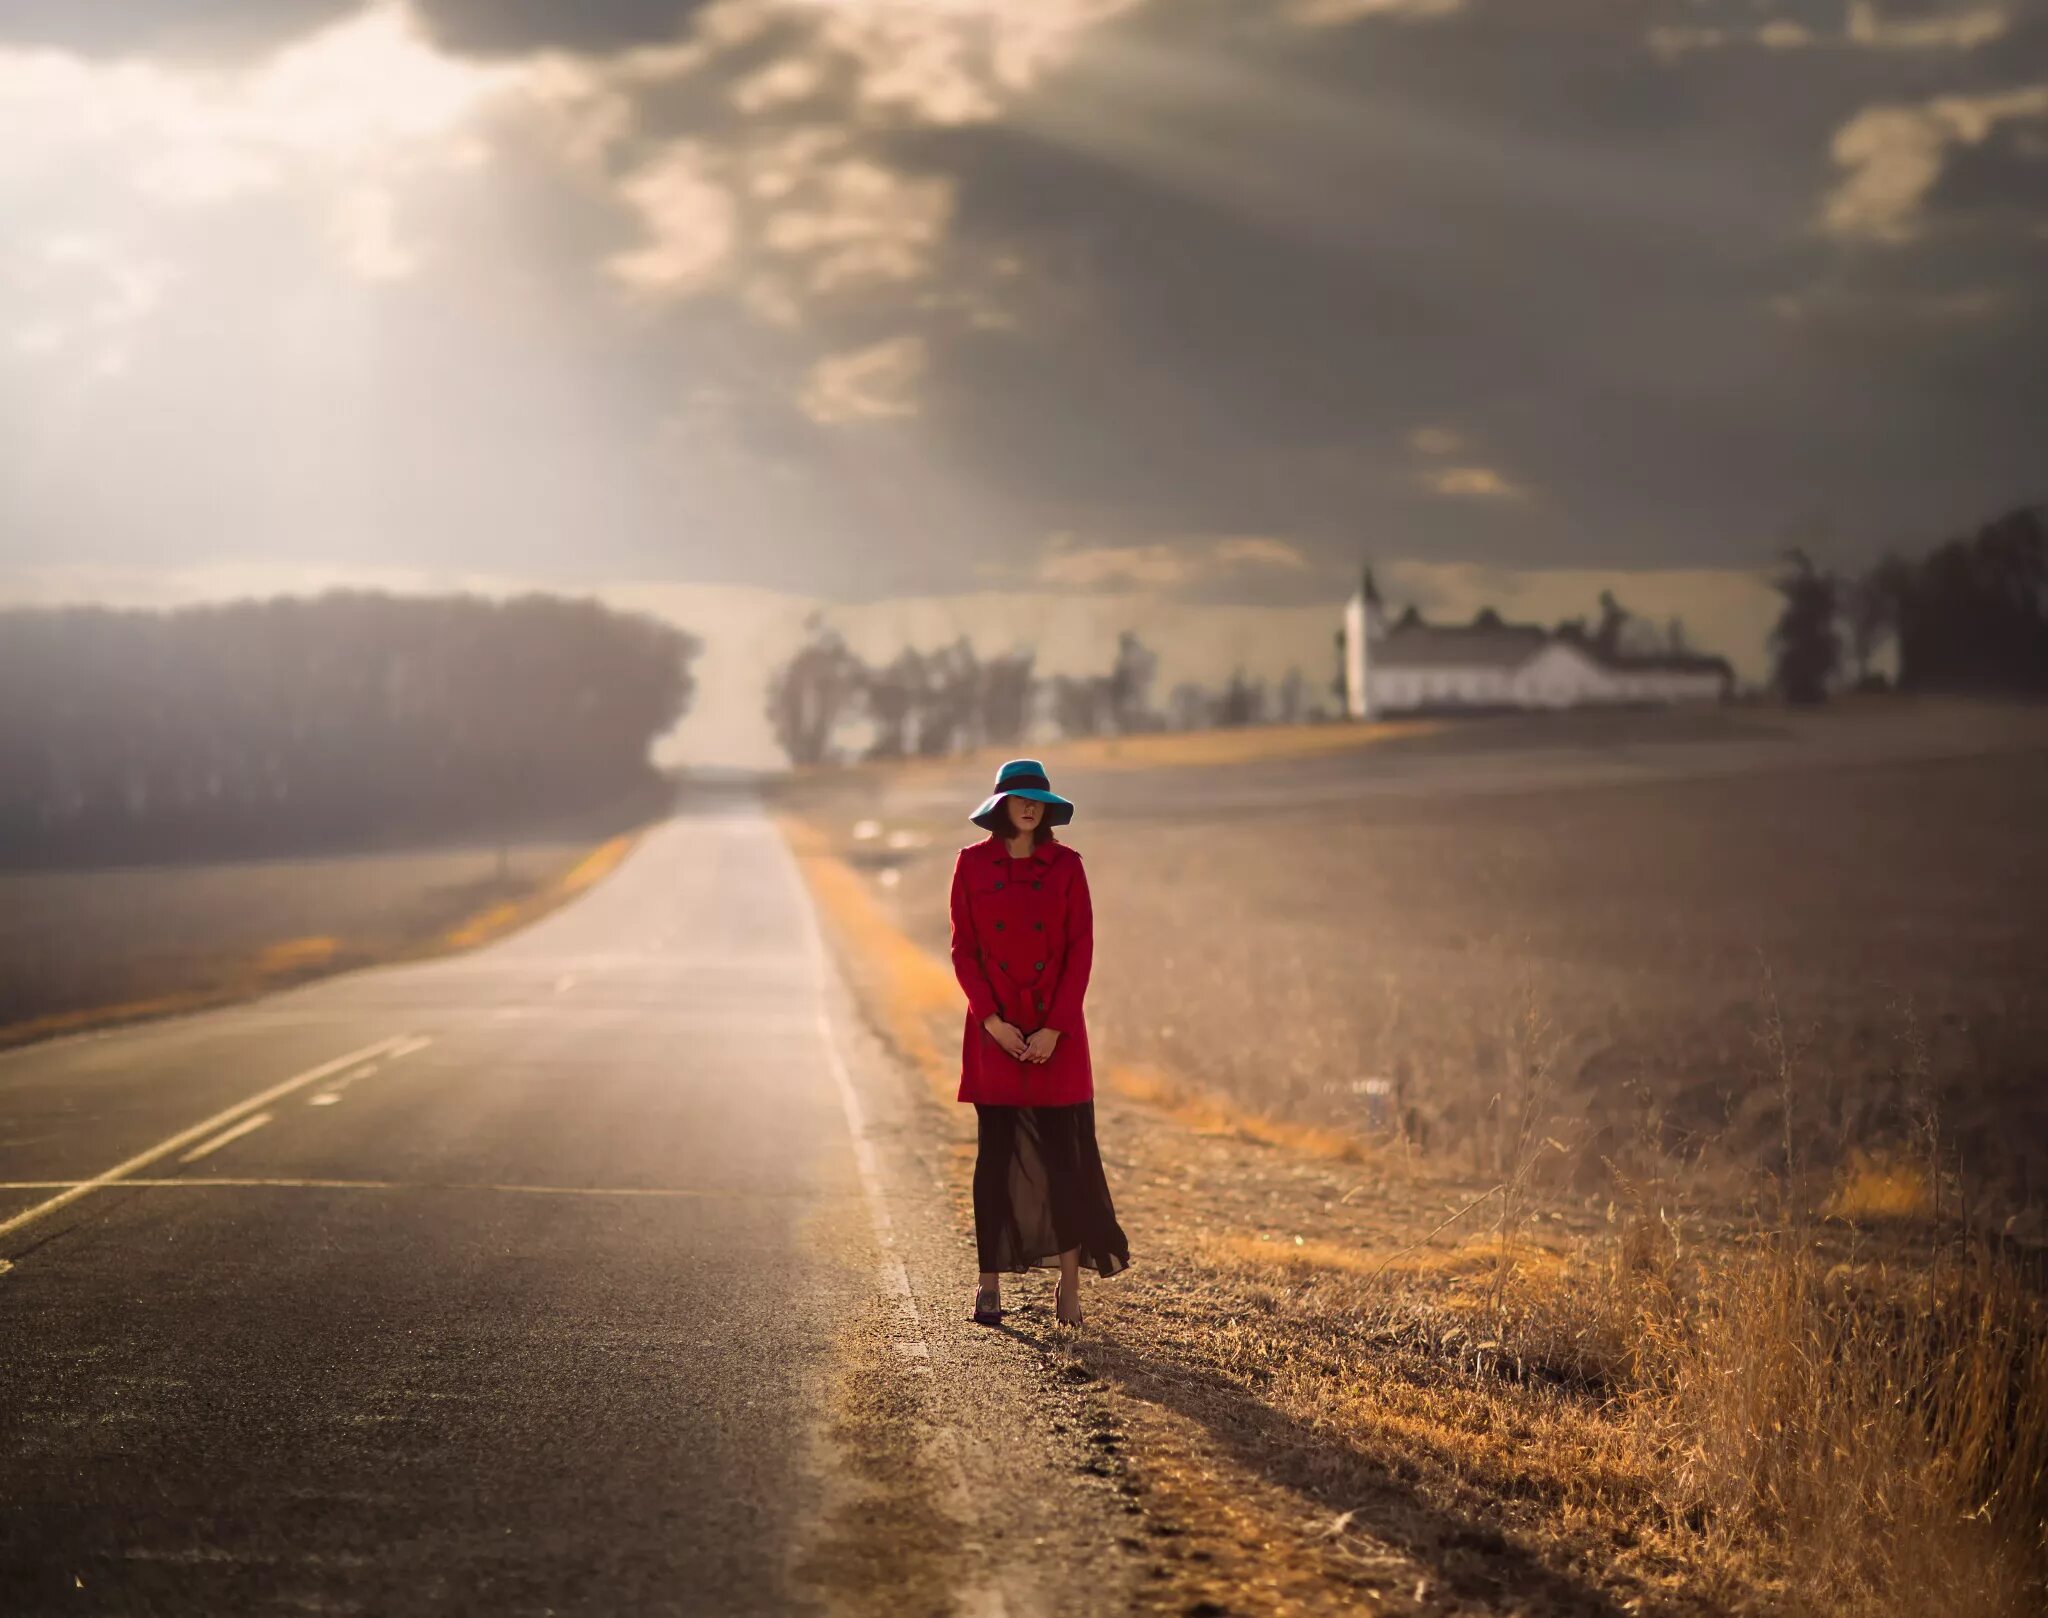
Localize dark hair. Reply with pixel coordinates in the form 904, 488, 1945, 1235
993, 799, 1056, 845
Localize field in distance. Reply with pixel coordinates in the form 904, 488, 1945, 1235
0, 837, 618, 1047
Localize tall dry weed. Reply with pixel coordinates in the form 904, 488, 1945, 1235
1483, 979, 2048, 1614
1624, 1232, 2048, 1616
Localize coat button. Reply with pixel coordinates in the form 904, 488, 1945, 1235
1035, 996, 1046, 1011
1031, 881, 1041, 890
1034, 961, 1044, 971
994, 921, 1005, 931
994, 881, 1005, 890
1033, 921, 1043, 931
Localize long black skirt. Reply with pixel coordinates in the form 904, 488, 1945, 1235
972, 1101, 1130, 1278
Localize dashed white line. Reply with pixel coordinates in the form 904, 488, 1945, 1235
0, 1034, 414, 1245
304, 1036, 433, 1106
178, 1112, 273, 1163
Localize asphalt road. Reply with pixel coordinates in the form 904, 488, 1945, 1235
0, 797, 1121, 1617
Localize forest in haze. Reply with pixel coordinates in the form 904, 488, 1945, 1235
0, 592, 700, 868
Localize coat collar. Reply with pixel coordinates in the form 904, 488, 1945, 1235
983, 832, 1062, 865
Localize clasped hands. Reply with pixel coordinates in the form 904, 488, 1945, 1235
983, 1015, 1059, 1064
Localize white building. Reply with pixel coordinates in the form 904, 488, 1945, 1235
1343, 577, 1732, 717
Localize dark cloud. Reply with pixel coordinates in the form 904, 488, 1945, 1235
408, 0, 711, 57
0, 0, 2042, 607
853, 0, 2048, 578
0, 0, 358, 60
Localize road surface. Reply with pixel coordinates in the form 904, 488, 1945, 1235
0, 796, 1132, 1617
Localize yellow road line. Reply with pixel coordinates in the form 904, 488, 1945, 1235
0, 1034, 412, 1244
177, 1112, 274, 1164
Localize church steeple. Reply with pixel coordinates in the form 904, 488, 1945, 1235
1342, 559, 1377, 720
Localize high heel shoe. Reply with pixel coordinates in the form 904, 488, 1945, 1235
970, 1286, 1003, 1326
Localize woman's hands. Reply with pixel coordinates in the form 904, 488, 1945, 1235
982, 1014, 1028, 1059
982, 1016, 1062, 1065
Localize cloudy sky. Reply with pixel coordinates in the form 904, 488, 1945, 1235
0, 0, 2042, 756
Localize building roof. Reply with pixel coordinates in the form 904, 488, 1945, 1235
1371, 618, 1734, 679
1371, 623, 1550, 670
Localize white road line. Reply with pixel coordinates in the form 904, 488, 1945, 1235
813, 1006, 919, 1338
0, 1034, 412, 1245
178, 1112, 273, 1164
304, 1037, 433, 1108
781, 818, 1011, 1618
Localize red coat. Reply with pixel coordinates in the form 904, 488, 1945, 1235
949, 833, 1094, 1106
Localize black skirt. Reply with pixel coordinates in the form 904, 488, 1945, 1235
972, 1101, 1131, 1278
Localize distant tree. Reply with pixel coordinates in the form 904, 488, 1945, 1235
978, 648, 1036, 746
1212, 668, 1263, 727
1167, 681, 1209, 731
1277, 667, 1306, 724
1841, 567, 1899, 688
1471, 606, 1503, 630
1393, 603, 1423, 631
917, 638, 982, 756
1554, 615, 1588, 643
1106, 630, 1160, 733
766, 613, 865, 766
1594, 590, 1630, 659
1666, 616, 1689, 656
1051, 672, 1110, 739
1878, 506, 2047, 693
862, 647, 926, 762
1768, 549, 1841, 705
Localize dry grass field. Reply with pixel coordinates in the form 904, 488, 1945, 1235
800, 729, 2048, 1221
0, 836, 626, 1046
776, 703, 2048, 1616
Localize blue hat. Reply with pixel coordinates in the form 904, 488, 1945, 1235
970, 758, 1074, 831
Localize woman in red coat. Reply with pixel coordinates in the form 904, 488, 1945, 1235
949, 758, 1129, 1330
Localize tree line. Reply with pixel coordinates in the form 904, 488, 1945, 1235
0, 592, 700, 867
1770, 502, 2047, 703
765, 617, 1312, 766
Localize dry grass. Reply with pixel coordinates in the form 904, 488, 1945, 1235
1617, 1229, 2048, 1615
778, 778, 2048, 1617
1127, 1121, 2048, 1615
0, 832, 634, 1047
789, 717, 1439, 784
802, 742, 2048, 1226
1823, 1150, 1937, 1221
1108, 1063, 1377, 1162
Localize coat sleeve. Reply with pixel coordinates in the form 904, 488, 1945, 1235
948, 854, 1000, 1025
1046, 857, 1093, 1034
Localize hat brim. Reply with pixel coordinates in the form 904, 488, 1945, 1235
970, 788, 1074, 830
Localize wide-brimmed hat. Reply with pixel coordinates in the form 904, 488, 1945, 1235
970, 757, 1075, 831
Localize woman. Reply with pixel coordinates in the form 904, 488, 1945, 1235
948, 758, 1130, 1330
